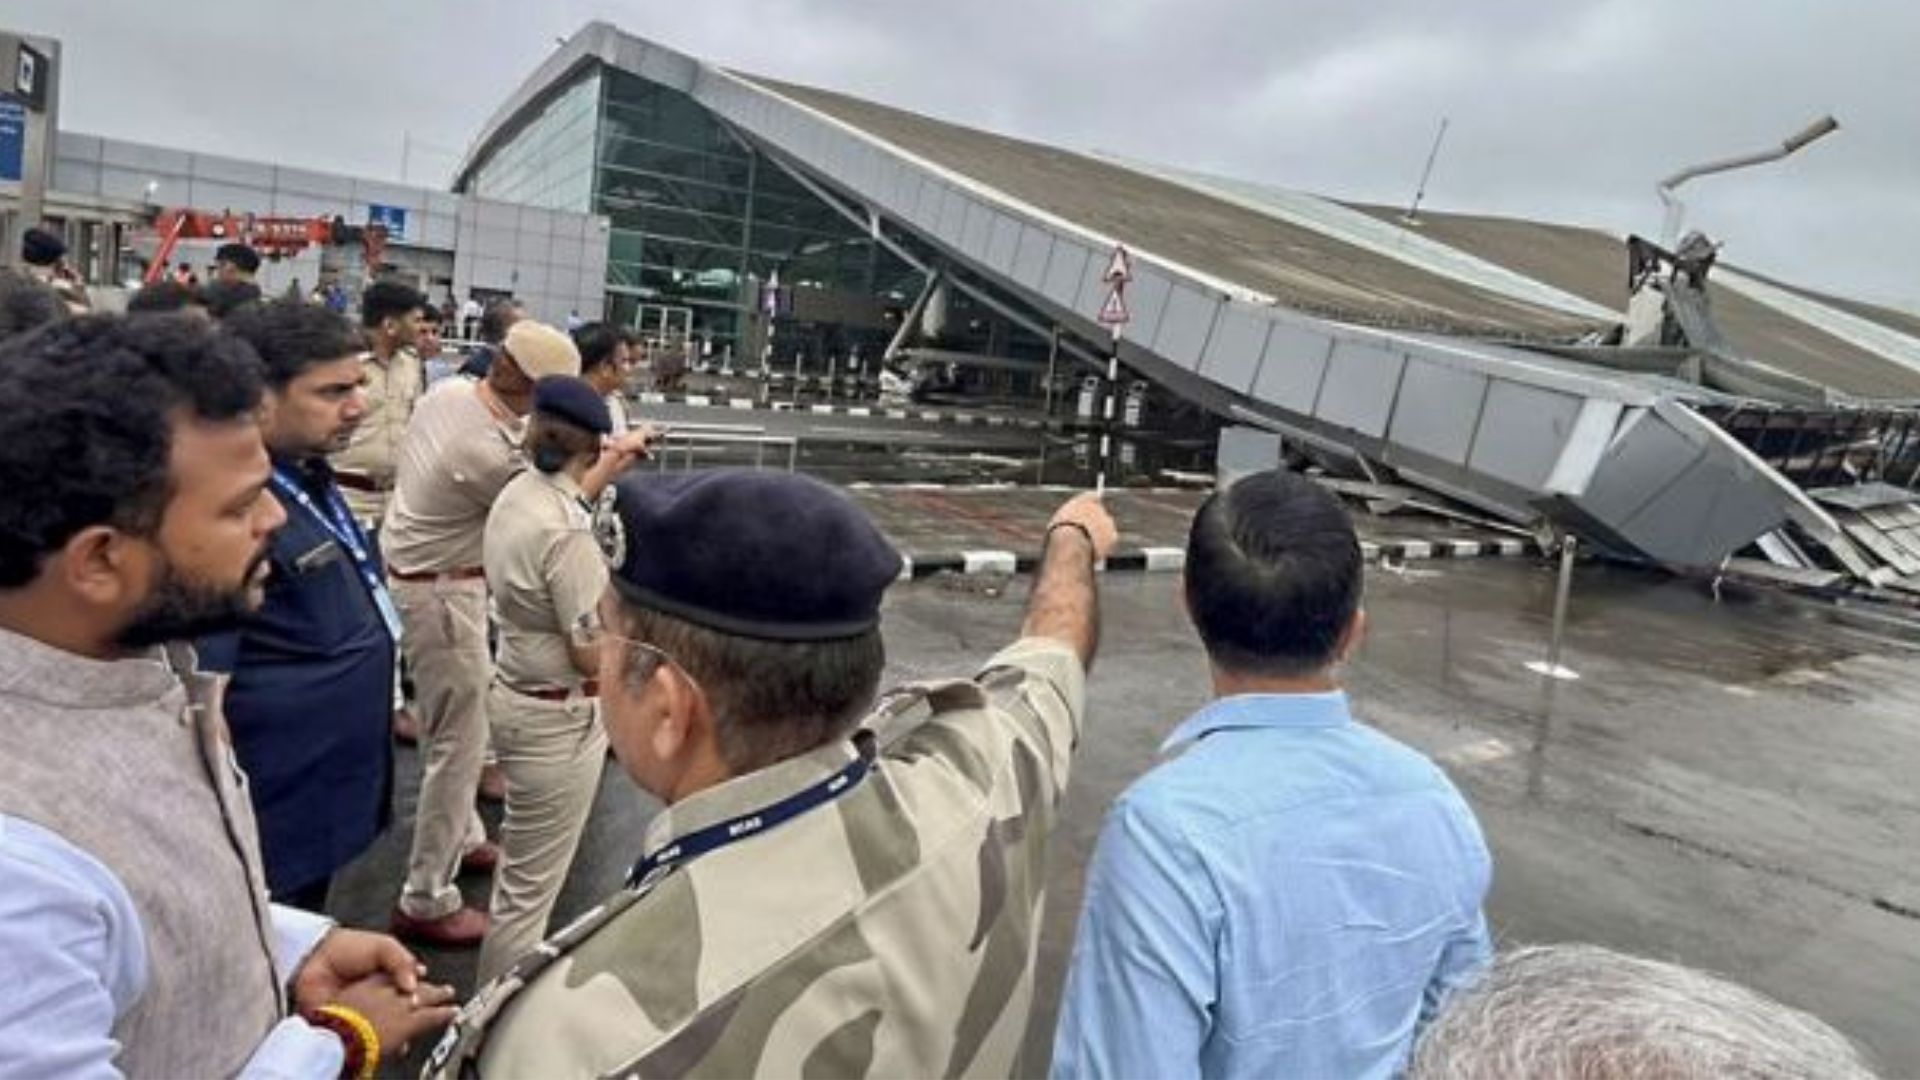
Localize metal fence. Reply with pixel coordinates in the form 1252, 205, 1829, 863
651, 425, 799, 473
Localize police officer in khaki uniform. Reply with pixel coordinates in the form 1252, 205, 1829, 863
386, 323, 656, 949
382, 320, 580, 947
330, 280, 427, 527
428, 471, 1118, 1079
474, 377, 617, 984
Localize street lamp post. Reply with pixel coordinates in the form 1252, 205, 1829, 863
1658, 115, 1839, 247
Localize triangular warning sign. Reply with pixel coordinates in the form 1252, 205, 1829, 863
1102, 245, 1133, 284
1098, 286, 1130, 325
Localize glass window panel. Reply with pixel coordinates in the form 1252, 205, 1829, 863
599, 138, 751, 191
470, 72, 599, 212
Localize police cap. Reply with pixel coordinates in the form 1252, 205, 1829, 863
533, 375, 612, 435
595, 470, 901, 641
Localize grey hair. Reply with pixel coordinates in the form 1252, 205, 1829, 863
1409, 944, 1878, 1080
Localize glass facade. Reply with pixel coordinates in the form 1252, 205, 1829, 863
469, 73, 600, 212
467, 66, 922, 361
594, 69, 919, 359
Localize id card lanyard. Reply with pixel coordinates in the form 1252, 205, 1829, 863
625, 750, 873, 887
268, 466, 405, 644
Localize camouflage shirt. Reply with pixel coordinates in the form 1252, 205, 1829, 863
426, 636, 1085, 1079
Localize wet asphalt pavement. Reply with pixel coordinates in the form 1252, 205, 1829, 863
328, 557, 1920, 1076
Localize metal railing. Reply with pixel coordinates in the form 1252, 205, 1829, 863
653, 430, 799, 473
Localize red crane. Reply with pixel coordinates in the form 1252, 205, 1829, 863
141, 209, 389, 284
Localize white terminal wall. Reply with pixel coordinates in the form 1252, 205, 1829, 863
50, 132, 606, 325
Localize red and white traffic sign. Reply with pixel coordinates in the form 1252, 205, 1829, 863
1097, 285, 1130, 326
1102, 244, 1133, 285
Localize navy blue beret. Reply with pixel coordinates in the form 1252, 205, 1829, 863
533, 374, 612, 435
21, 228, 65, 267
594, 470, 902, 641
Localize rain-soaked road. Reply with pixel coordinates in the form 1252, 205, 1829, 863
336, 558, 1920, 1075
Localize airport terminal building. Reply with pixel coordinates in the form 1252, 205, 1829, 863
13, 20, 1920, 589
448, 23, 1920, 587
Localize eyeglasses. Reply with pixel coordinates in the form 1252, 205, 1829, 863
572, 612, 689, 690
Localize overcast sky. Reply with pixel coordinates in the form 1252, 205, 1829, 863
13, 0, 1916, 309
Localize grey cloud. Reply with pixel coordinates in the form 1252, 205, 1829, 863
12, 0, 1914, 307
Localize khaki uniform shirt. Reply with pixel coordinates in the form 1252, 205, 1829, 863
483, 470, 607, 689
330, 346, 424, 522
381, 378, 523, 576
427, 637, 1086, 1080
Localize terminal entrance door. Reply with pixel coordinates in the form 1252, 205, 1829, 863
628, 302, 693, 350
629, 302, 696, 389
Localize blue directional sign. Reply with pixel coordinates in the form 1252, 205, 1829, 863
0, 99, 23, 183
367, 203, 409, 242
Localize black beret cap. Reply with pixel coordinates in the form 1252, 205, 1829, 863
594, 469, 902, 641
533, 374, 612, 435
21, 228, 65, 267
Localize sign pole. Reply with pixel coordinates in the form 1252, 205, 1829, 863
3, 36, 55, 272
1099, 325, 1119, 495
1525, 535, 1581, 681
1094, 244, 1133, 494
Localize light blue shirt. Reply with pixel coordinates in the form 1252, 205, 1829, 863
0, 815, 345, 1079
1052, 692, 1492, 1080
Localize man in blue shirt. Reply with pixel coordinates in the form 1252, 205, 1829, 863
1052, 469, 1492, 1080
202, 300, 399, 912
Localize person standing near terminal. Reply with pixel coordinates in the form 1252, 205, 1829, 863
460, 295, 483, 341
474, 376, 655, 983
383, 320, 582, 947
214, 242, 262, 286
20, 226, 90, 313
199, 301, 396, 913
572, 321, 634, 432
0, 313, 456, 1077
330, 280, 426, 527
1051, 469, 1492, 1080
426, 473, 1116, 1078
459, 298, 525, 381
418, 302, 461, 387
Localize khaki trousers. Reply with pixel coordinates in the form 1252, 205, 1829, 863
475, 682, 607, 983
393, 576, 491, 920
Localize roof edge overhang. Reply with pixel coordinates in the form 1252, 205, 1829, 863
455, 22, 681, 192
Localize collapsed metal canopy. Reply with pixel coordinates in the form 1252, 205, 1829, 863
464, 22, 1920, 574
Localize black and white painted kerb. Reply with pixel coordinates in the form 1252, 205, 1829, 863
895, 536, 1537, 579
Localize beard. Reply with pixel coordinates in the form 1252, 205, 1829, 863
115, 546, 272, 649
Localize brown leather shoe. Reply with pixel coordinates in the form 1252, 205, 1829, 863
389, 906, 489, 948
392, 709, 421, 746
459, 841, 501, 875
477, 762, 507, 803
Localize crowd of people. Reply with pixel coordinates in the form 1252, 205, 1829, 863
0, 233, 1883, 1078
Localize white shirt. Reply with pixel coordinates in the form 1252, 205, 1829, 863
0, 815, 346, 1078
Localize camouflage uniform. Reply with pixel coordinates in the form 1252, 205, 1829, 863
427, 636, 1085, 1079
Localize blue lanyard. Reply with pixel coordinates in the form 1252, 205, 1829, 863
626, 751, 873, 888
270, 465, 372, 562
268, 465, 398, 639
